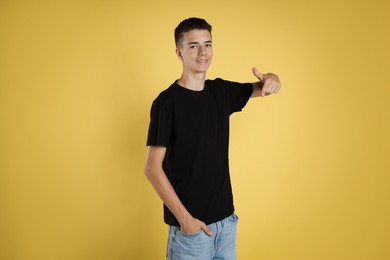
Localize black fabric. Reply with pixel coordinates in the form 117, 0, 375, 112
146, 78, 253, 226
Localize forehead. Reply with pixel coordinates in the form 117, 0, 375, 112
181, 29, 212, 43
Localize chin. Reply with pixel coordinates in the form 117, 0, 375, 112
196, 64, 211, 73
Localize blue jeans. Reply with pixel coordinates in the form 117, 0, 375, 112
166, 213, 239, 260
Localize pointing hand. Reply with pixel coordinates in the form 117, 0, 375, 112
252, 67, 281, 97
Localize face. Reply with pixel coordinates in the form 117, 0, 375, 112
176, 29, 213, 73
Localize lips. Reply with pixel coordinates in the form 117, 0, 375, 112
197, 59, 208, 64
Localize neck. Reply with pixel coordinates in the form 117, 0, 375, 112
177, 71, 206, 91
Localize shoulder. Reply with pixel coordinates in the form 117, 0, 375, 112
207, 78, 252, 90
152, 83, 176, 108
206, 78, 248, 93
206, 78, 245, 88
206, 78, 228, 93
206, 78, 225, 86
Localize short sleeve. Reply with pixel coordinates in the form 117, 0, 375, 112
146, 94, 173, 147
223, 79, 253, 114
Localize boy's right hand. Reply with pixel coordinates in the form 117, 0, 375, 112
180, 217, 213, 236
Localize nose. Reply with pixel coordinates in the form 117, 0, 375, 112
198, 45, 206, 56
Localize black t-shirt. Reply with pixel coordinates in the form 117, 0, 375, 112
146, 78, 253, 226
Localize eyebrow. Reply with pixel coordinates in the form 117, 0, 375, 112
188, 40, 212, 45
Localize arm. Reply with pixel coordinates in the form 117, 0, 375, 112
251, 67, 281, 98
144, 146, 212, 235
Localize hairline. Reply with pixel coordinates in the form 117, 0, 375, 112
176, 29, 212, 48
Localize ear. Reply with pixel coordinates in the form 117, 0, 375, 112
176, 48, 183, 60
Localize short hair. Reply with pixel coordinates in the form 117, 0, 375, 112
174, 17, 212, 47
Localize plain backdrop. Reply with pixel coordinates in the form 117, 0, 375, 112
0, 0, 389, 259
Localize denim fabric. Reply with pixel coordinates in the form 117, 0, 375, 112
166, 213, 239, 260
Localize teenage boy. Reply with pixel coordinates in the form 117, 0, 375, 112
145, 17, 281, 260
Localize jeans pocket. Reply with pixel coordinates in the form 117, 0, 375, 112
170, 227, 212, 259
228, 213, 239, 222
176, 227, 204, 238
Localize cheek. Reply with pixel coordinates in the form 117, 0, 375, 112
186, 50, 197, 57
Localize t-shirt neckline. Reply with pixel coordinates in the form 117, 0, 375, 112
174, 80, 207, 94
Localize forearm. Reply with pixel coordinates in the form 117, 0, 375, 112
144, 165, 191, 225
144, 146, 212, 235
251, 81, 264, 98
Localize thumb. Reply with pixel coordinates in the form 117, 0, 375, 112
202, 223, 213, 236
252, 67, 264, 81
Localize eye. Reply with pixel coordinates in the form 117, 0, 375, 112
206, 43, 212, 47
190, 45, 198, 49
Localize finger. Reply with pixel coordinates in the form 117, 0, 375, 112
202, 223, 213, 236
274, 83, 281, 93
269, 83, 278, 94
261, 87, 267, 97
265, 80, 279, 95
270, 82, 280, 94
252, 67, 264, 81
261, 80, 269, 96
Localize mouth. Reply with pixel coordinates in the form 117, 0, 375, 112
196, 59, 209, 64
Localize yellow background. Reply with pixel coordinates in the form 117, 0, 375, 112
1, 0, 389, 259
